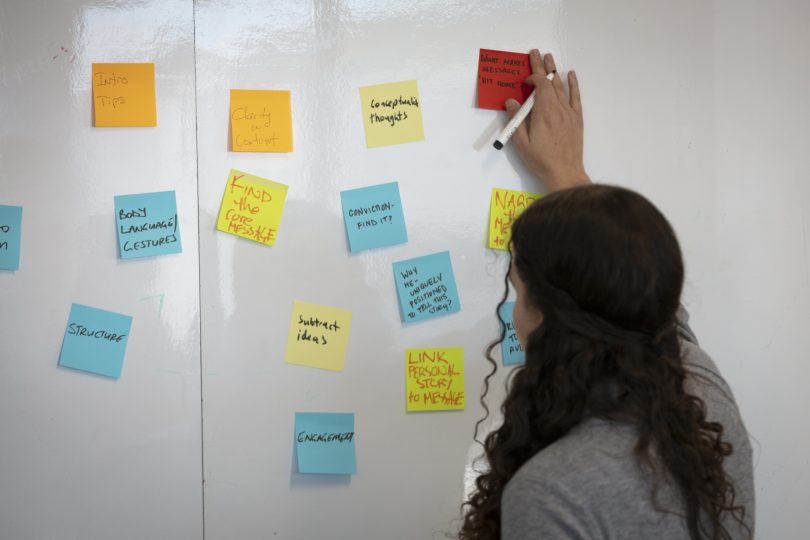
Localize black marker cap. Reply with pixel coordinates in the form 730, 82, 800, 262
493, 140, 503, 150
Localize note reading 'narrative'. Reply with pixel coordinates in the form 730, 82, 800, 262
488, 187, 542, 250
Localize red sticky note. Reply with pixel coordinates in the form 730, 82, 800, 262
476, 49, 533, 110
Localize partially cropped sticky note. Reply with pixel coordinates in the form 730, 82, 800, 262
0, 205, 22, 271
114, 191, 181, 259
499, 302, 525, 366
477, 49, 532, 110
359, 80, 424, 148
405, 347, 465, 412
285, 301, 353, 371
295, 412, 356, 475
92, 63, 156, 126
230, 89, 293, 152
59, 303, 133, 379
216, 169, 288, 245
340, 182, 407, 252
393, 251, 460, 323
488, 188, 542, 250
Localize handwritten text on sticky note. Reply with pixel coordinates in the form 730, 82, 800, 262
340, 182, 407, 252
216, 169, 288, 245
488, 188, 541, 250
114, 191, 181, 259
359, 80, 424, 148
0, 205, 22, 271
92, 63, 156, 127
499, 302, 525, 365
477, 49, 532, 110
285, 301, 353, 372
230, 89, 292, 152
393, 251, 460, 323
406, 348, 465, 412
59, 303, 133, 379
295, 412, 357, 475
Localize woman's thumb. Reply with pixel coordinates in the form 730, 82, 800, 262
504, 99, 521, 118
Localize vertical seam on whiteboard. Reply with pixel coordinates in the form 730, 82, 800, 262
192, 1, 206, 539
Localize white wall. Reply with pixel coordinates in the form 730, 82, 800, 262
1, 1, 808, 539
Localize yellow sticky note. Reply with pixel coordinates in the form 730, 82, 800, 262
285, 301, 353, 372
92, 63, 156, 127
216, 169, 288, 245
488, 188, 542, 250
230, 89, 293, 152
405, 348, 465, 412
359, 80, 424, 148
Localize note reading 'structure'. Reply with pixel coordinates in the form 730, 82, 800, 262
392, 251, 461, 323
405, 347, 465, 412
0, 205, 22, 271
488, 187, 542, 250
285, 301, 353, 372
499, 302, 525, 366
295, 412, 357, 475
340, 182, 408, 252
59, 303, 133, 379
114, 191, 181, 259
359, 80, 424, 148
476, 49, 532, 110
230, 89, 293, 152
92, 63, 156, 127
216, 169, 288, 245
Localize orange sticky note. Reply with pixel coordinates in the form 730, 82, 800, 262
230, 89, 293, 152
92, 63, 156, 127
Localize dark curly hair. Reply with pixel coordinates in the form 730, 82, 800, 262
460, 185, 749, 540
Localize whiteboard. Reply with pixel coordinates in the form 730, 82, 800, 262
3, 1, 810, 539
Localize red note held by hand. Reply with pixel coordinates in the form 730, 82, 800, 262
476, 48, 533, 110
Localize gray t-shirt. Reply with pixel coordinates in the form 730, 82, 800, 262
501, 309, 755, 539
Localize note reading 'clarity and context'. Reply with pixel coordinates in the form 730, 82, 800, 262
499, 301, 525, 366
359, 80, 424, 148
114, 191, 181, 259
230, 89, 293, 152
340, 182, 408, 252
285, 301, 353, 372
0, 205, 22, 271
488, 187, 542, 250
405, 347, 465, 412
295, 412, 357, 475
216, 169, 288, 245
59, 303, 133, 379
477, 49, 532, 110
92, 63, 156, 127
393, 251, 461, 323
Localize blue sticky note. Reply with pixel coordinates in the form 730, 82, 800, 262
0, 205, 22, 271
499, 302, 525, 365
340, 182, 408, 252
114, 190, 181, 259
295, 412, 357, 475
393, 251, 461, 323
59, 303, 133, 379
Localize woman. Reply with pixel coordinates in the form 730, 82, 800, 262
460, 51, 754, 539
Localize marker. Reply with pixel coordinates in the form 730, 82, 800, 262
493, 71, 556, 150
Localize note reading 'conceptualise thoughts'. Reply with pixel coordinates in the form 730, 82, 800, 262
359, 80, 424, 148
295, 412, 357, 475
216, 169, 288, 245
499, 302, 525, 366
59, 303, 133, 379
285, 301, 353, 372
393, 251, 460, 323
114, 191, 181, 259
477, 49, 532, 110
92, 63, 156, 126
0, 205, 22, 271
488, 187, 542, 250
230, 89, 293, 152
340, 182, 407, 252
405, 347, 465, 412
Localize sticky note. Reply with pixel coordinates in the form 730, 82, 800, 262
393, 251, 460, 323
359, 80, 424, 148
488, 188, 542, 250
477, 49, 532, 110
114, 191, 181, 259
405, 348, 465, 412
92, 63, 156, 127
230, 89, 293, 152
295, 412, 357, 475
216, 169, 288, 245
0, 205, 22, 271
58, 303, 133, 379
499, 302, 525, 365
340, 182, 407, 252
285, 301, 353, 371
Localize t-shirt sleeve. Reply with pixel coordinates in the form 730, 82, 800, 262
676, 304, 699, 345
502, 474, 595, 540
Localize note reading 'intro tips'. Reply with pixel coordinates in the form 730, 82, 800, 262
405, 347, 465, 412
476, 49, 532, 110
295, 412, 357, 475
393, 251, 461, 323
0, 205, 22, 271
230, 89, 293, 152
216, 169, 288, 245
488, 187, 542, 250
59, 303, 133, 379
359, 80, 424, 148
285, 301, 353, 372
92, 63, 156, 127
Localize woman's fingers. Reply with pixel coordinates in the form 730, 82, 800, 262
568, 70, 582, 115
543, 53, 567, 105
504, 98, 531, 150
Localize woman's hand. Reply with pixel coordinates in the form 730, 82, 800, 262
505, 50, 590, 192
